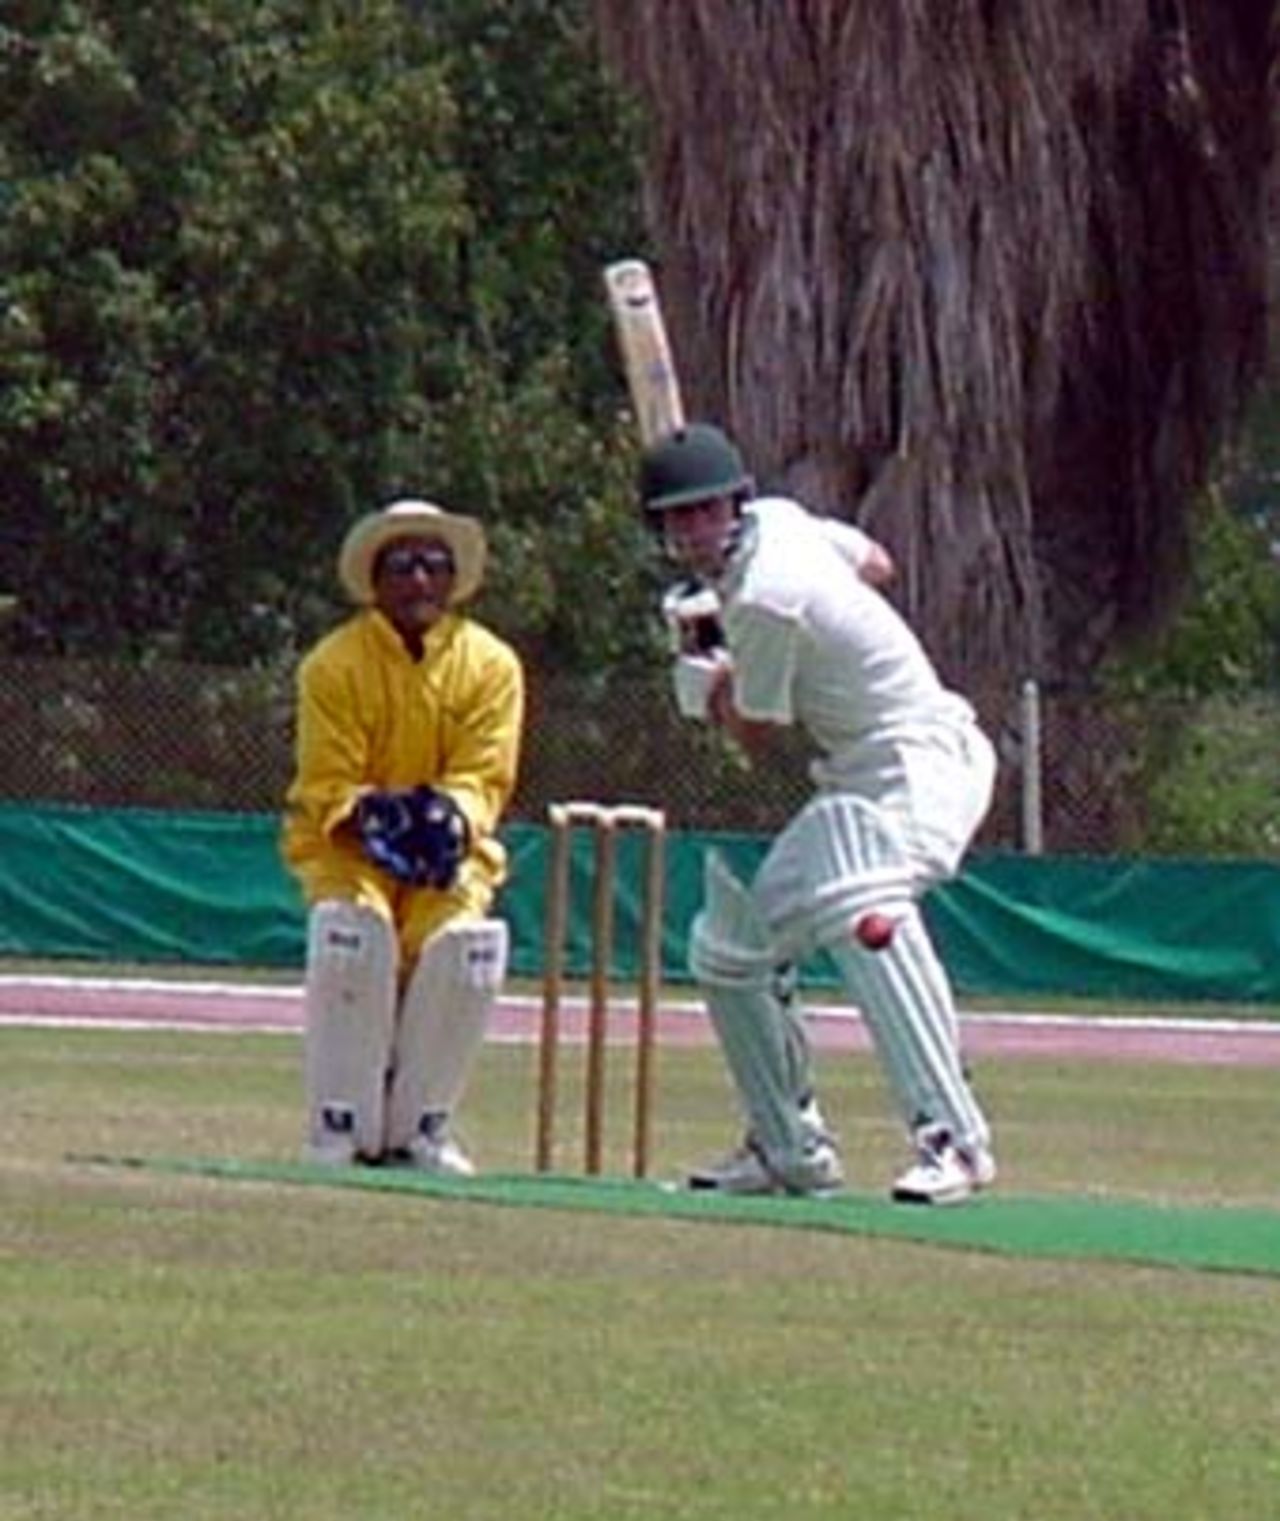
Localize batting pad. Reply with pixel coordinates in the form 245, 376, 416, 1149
828, 907, 990, 1152
689, 852, 809, 1161
79, 1155, 1280, 1280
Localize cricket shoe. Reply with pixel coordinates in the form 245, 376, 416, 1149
891, 1127, 996, 1206
305, 1104, 359, 1167
687, 1133, 845, 1197
398, 1113, 476, 1178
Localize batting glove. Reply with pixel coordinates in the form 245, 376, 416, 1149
661, 578, 726, 656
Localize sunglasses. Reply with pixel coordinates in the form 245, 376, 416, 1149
378, 544, 456, 578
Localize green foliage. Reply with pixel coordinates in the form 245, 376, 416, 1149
415, 345, 666, 673
0, 0, 649, 670
1099, 472, 1280, 857
1103, 486, 1280, 699
419, 0, 648, 398
1131, 693, 1280, 858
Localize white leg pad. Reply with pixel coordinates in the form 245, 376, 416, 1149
759, 794, 916, 957
773, 961, 817, 1105
383, 918, 509, 1153
689, 852, 809, 1166
828, 905, 990, 1153
304, 901, 398, 1159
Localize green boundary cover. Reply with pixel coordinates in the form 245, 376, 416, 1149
6, 803, 1280, 1004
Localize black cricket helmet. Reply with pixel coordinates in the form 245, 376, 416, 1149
638, 423, 752, 513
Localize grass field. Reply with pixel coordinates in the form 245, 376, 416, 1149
3, 1020, 1279, 1520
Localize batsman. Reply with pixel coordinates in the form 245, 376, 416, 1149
282, 498, 524, 1173
644, 423, 997, 1205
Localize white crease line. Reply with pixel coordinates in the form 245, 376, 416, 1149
0, 976, 1276, 1037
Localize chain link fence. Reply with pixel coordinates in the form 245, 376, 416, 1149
0, 657, 1276, 855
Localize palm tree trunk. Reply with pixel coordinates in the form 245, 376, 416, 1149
592, 0, 1277, 694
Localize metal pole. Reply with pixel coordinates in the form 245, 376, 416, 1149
1021, 678, 1044, 855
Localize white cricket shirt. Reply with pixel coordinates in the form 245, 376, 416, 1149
717, 496, 976, 793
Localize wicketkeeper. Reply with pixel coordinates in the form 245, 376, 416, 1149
644, 423, 997, 1205
282, 498, 525, 1173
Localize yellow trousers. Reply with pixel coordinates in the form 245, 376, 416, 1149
294, 842, 498, 974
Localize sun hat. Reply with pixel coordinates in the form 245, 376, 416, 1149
337, 499, 487, 607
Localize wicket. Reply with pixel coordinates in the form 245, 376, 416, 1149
535, 801, 667, 1178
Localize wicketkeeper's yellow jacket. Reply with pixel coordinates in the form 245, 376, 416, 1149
281, 607, 525, 911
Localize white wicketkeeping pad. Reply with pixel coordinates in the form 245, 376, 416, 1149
383, 917, 509, 1151
304, 901, 398, 1157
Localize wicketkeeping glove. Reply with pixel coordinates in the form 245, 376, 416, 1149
355, 786, 471, 889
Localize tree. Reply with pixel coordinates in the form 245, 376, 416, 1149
2, 0, 468, 657
590, 0, 1278, 699
0, 0, 659, 671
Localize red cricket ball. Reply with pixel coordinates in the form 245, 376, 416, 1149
854, 912, 896, 951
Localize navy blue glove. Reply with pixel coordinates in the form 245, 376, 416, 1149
355, 787, 471, 888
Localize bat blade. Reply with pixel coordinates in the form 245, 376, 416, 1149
603, 258, 686, 446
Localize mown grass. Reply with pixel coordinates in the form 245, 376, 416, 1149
3, 1023, 1278, 1520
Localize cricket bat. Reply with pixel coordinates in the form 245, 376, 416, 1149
603, 258, 686, 445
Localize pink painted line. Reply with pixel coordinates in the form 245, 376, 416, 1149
1, 976, 1278, 1066
0, 977, 301, 1031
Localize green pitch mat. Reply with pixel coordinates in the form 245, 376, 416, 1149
77, 1153, 1280, 1278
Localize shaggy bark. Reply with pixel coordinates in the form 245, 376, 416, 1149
592, 0, 1277, 693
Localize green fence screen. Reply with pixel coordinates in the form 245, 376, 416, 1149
2, 804, 1278, 1006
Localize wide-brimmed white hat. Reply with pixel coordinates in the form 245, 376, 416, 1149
337, 499, 487, 607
